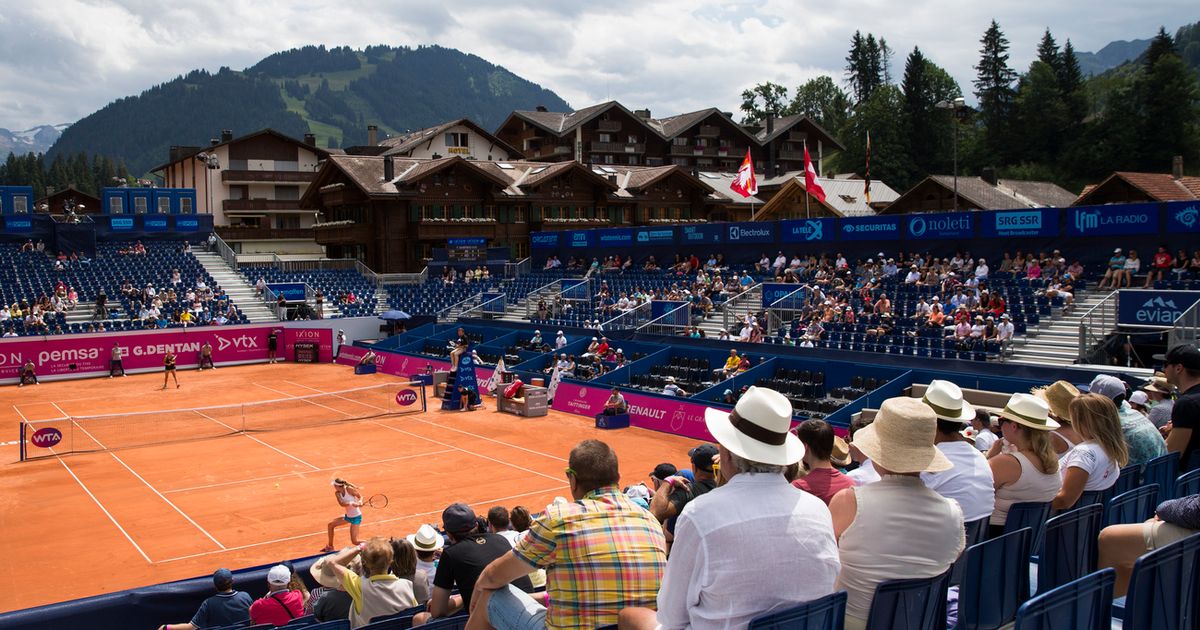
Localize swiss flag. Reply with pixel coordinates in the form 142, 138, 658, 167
804, 145, 826, 203
730, 149, 758, 198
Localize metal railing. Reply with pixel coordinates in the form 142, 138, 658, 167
437, 292, 485, 322
458, 293, 508, 319
504, 257, 531, 279
600, 300, 653, 330
765, 286, 813, 334
262, 286, 285, 320
210, 232, 239, 270
1078, 290, 1120, 362
721, 283, 762, 334
378, 265, 427, 286
524, 278, 579, 319
637, 303, 691, 336
1168, 297, 1200, 349
273, 256, 357, 273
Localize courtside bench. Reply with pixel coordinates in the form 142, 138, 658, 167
497, 386, 549, 417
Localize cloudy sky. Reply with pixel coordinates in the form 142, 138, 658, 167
0, 0, 1193, 130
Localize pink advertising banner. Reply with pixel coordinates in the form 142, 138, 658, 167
551, 380, 720, 442
283, 328, 334, 361
334, 348, 496, 387
0, 323, 294, 381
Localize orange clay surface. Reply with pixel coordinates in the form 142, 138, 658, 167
0, 362, 698, 613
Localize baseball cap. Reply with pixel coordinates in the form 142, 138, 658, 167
266, 565, 291, 586
442, 502, 478, 535
650, 463, 677, 481
213, 568, 234, 589
1154, 344, 1200, 370
1129, 390, 1150, 407
689, 444, 719, 472
1088, 375, 1128, 402
1114, 248, 1122, 254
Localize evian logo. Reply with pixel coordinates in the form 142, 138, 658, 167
217, 334, 260, 352
1176, 205, 1199, 229
31, 427, 63, 448
1134, 295, 1186, 324
1142, 297, 1177, 310
395, 390, 419, 406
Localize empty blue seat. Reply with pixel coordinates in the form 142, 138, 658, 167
1176, 468, 1200, 498
956, 527, 1031, 630
1013, 569, 1114, 630
1143, 452, 1180, 501
1038, 504, 1102, 594
748, 591, 847, 630
863, 568, 952, 630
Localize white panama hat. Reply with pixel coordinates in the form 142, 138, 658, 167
704, 386, 804, 466
921, 379, 975, 424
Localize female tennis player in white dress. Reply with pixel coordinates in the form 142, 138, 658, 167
322, 478, 363, 552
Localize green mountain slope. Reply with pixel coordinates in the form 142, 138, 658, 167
48, 44, 571, 175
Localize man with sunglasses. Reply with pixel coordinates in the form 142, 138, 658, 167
1159, 344, 1200, 470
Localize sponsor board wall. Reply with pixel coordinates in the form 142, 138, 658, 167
1117, 290, 1200, 326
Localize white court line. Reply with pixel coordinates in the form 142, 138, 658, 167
283, 380, 568, 463
64, 410, 227, 551
153, 484, 568, 564
164, 448, 457, 494
255, 383, 354, 417
370, 420, 565, 483
193, 409, 320, 471
56, 456, 154, 564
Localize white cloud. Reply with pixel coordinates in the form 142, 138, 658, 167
0, 0, 1193, 130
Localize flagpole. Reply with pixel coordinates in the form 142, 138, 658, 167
805, 188, 810, 219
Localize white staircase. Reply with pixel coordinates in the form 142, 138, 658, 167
192, 251, 278, 323
1006, 289, 1109, 367
705, 285, 762, 338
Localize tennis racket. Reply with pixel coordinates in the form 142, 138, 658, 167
366, 493, 389, 509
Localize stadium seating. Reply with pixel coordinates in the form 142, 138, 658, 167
956, 527, 1032, 630
747, 590, 847, 630
1012, 569, 1115, 630
242, 267, 378, 318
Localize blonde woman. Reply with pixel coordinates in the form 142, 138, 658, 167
1052, 394, 1130, 510
987, 393, 1063, 537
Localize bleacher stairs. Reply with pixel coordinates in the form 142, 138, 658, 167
192, 250, 278, 323
700, 284, 761, 338
1006, 289, 1107, 367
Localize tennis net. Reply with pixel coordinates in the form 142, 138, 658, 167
19, 381, 427, 461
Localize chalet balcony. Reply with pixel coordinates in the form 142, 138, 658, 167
597, 120, 622, 132
697, 125, 720, 137
313, 222, 372, 243
588, 142, 645, 153
224, 199, 305, 211
778, 149, 805, 160
221, 170, 315, 183
414, 221, 499, 241
217, 226, 315, 241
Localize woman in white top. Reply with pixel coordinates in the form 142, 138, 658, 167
987, 393, 1063, 536
1052, 394, 1129, 510
322, 478, 364, 552
1120, 250, 1141, 288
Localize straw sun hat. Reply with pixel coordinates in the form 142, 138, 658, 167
921, 379, 974, 424
1031, 380, 1079, 421
996, 392, 1060, 431
704, 386, 805, 466
851, 397, 952, 474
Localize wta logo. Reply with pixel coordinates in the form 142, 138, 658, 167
31, 427, 63, 449
395, 389, 419, 406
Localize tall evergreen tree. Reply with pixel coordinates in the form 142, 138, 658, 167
902, 48, 962, 178
973, 20, 1020, 164
1144, 27, 1177, 67
837, 85, 917, 190
1016, 61, 1069, 164
1134, 31, 1200, 170
846, 32, 884, 102
1059, 40, 1088, 124
1037, 29, 1062, 75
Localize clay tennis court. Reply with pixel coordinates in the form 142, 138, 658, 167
0, 363, 698, 613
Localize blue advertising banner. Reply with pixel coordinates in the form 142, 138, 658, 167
481, 292, 506, 314
761, 283, 800, 307
725, 222, 776, 244
1067, 204, 1158, 237
142, 216, 169, 232
563, 230, 594, 248
839, 216, 901, 241
3, 217, 32, 232
448, 237, 486, 247
109, 216, 134, 231
780, 218, 835, 243
651, 300, 687, 318
905, 212, 974, 240
1166, 201, 1200, 234
595, 227, 633, 247
979, 208, 1060, 238
268, 283, 307, 301
678, 224, 722, 245
1118, 290, 1200, 326
174, 216, 199, 231
634, 226, 676, 245
530, 232, 559, 249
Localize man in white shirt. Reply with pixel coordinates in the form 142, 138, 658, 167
772, 252, 787, 273
487, 507, 523, 548
555, 330, 567, 349
662, 377, 688, 397
904, 265, 922, 284
619, 387, 840, 630
997, 313, 1015, 347
970, 410, 998, 453
974, 259, 989, 279
918, 381, 996, 524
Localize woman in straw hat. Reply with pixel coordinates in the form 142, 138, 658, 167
1052, 394, 1130, 510
987, 393, 1062, 536
1032, 380, 1083, 457
829, 397, 965, 630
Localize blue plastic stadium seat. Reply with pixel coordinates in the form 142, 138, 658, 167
1037, 504, 1102, 594
956, 527, 1031, 630
1003, 502, 1053, 554
1012, 569, 1114, 630
1142, 452, 1180, 501
748, 591, 848, 630
1104, 485, 1158, 527
863, 569, 952, 630
1113, 533, 1200, 629
1176, 468, 1200, 498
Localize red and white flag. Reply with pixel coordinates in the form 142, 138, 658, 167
804, 145, 826, 203
730, 149, 758, 197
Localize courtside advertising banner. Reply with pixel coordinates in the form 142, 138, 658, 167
550, 381, 718, 441
779, 218, 835, 243
905, 212, 974, 240
1166, 202, 1200, 234
838, 216, 901, 241
979, 208, 1060, 238
594, 227, 633, 248
530, 232, 560, 249
1067, 203, 1158, 237
1117, 290, 1200, 326
283, 328, 333, 362
334, 347, 495, 384
0, 324, 287, 381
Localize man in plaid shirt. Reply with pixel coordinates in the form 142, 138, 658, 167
468, 439, 667, 629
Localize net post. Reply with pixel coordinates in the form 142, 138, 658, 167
18, 422, 26, 462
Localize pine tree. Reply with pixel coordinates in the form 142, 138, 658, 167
846, 32, 884, 103
1037, 29, 1062, 75
1144, 27, 1177, 68
1059, 40, 1088, 124
902, 48, 962, 178
1134, 32, 1200, 170
973, 20, 1020, 164
1016, 61, 1069, 164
